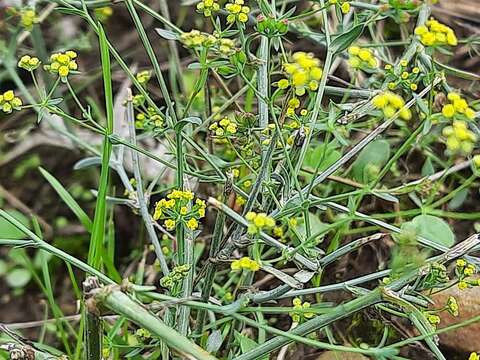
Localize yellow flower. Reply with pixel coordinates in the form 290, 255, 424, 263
164, 219, 176, 230
282, 52, 323, 96
372, 92, 411, 120
458, 280, 469, 290
416, 18, 457, 47
231, 256, 260, 271
277, 79, 289, 89
469, 352, 480, 360
186, 218, 199, 230
196, 0, 220, 17
20, 8, 37, 30
442, 104, 455, 118
136, 70, 151, 85
18, 55, 41, 71
246, 212, 275, 234
0, 90, 22, 114
225, 0, 250, 23
45, 51, 78, 79
442, 121, 477, 154
446, 296, 459, 316
341, 2, 350, 13
348, 47, 379, 70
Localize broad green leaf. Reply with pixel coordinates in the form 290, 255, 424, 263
303, 143, 341, 172
448, 188, 469, 210
155, 28, 178, 40
39, 167, 93, 232
330, 23, 365, 54
296, 212, 329, 239
234, 332, 268, 360
6, 268, 31, 288
0, 210, 30, 239
411, 214, 455, 247
351, 140, 390, 182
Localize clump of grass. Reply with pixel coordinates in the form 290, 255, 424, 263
1, 0, 480, 359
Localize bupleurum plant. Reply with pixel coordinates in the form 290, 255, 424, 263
1, 0, 480, 359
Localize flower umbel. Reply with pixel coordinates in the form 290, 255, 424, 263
196, 0, 220, 17
442, 121, 477, 154
44, 51, 78, 79
225, 0, 250, 24
246, 212, 275, 234
277, 52, 323, 96
372, 91, 412, 120
18, 55, 41, 71
415, 18, 457, 47
153, 190, 206, 231
231, 256, 261, 272
348, 46, 378, 70
0, 90, 22, 114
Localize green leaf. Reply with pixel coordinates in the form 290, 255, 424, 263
411, 215, 455, 248
351, 140, 390, 182
448, 188, 468, 210
330, 23, 365, 54
303, 143, 341, 172
0, 210, 30, 239
234, 332, 268, 360
88, 23, 114, 269
296, 212, 329, 239
433, 60, 480, 81
39, 167, 93, 232
174, 116, 202, 132
155, 28, 178, 40
6, 268, 31, 288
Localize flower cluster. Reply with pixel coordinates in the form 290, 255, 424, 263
160, 264, 190, 289
153, 190, 206, 231
415, 19, 457, 47
277, 52, 323, 96
445, 296, 459, 317
225, 0, 250, 24
425, 313, 441, 327
289, 298, 314, 323
470, 353, 480, 360
20, 8, 37, 30
372, 91, 412, 120
196, 0, 220, 17
385, 60, 422, 92
245, 212, 275, 235
44, 51, 78, 79
456, 258, 478, 290
136, 70, 151, 85
347, 46, 378, 70
442, 121, 477, 154
441, 93, 476, 121
135, 107, 165, 132
0, 90, 22, 114
231, 256, 261, 272
180, 30, 217, 49
209, 117, 238, 141
328, 0, 351, 14
18, 55, 41, 71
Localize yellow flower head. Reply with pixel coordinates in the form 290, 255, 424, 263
372, 92, 411, 120
347, 46, 378, 70
225, 0, 250, 23
0, 90, 22, 114
231, 256, 260, 271
442, 121, 477, 154
18, 55, 41, 71
45, 51, 78, 79
415, 18, 457, 47
280, 52, 323, 96
196, 0, 220, 17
